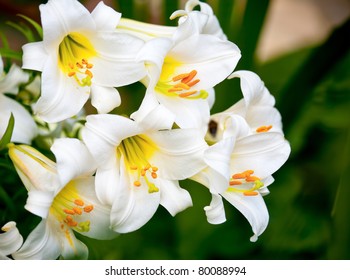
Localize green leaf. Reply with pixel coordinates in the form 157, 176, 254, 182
17, 14, 43, 39
0, 113, 15, 150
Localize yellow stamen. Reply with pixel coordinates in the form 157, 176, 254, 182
68, 71, 76, 77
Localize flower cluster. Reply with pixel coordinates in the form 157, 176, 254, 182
0, 0, 291, 259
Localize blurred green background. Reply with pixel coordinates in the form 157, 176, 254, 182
1, 0, 350, 260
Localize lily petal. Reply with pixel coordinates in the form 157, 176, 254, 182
0, 95, 37, 144
148, 128, 207, 180
90, 84, 121, 114
40, 0, 95, 49
231, 132, 291, 178
51, 138, 97, 188
0, 222, 23, 258
33, 55, 90, 123
8, 144, 60, 193
22, 42, 47, 72
91, 2, 121, 30
159, 179, 192, 216
12, 219, 61, 260
110, 157, 160, 233
204, 194, 226, 224
222, 191, 269, 242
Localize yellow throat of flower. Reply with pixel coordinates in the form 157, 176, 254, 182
50, 181, 94, 241
117, 134, 160, 193
156, 56, 208, 100
58, 32, 97, 87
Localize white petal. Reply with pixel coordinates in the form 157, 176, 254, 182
159, 179, 192, 216
168, 34, 241, 90
90, 32, 146, 87
95, 158, 121, 206
204, 194, 226, 224
33, 56, 90, 123
0, 95, 37, 144
51, 138, 97, 188
25, 189, 55, 218
0, 222, 23, 257
22, 42, 47, 72
202, 137, 235, 193
70, 177, 117, 240
110, 158, 160, 233
222, 191, 269, 242
0, 64, 29, 94
12, 219, 61, 260
40, 0, 95, 49
156, 92, 210, 130
82, 114, 142, 161
91, 2, 121, 30
90, 84, 121, 114
148, 128, 207, 180
8, 144, 60, 193
131, 97, 175, 131
231, 132, 291, 178
228, 70, 275, 109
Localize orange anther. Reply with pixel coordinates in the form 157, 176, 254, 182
174, 83, 190, 90
172, 73, 190, 82
85, 69, 93, 78
232, 173, 246, 179
179, 90, 197, 98
245, 176, 261, 182
76, 62, 83, 69
83, 205, 94, 213
134, 181, 141, 187
68, 72, 76, 77
130, 166, 138, 170
73, 207, 83, 215
74, 199, 84, 206
68, 63, 74, 69
65, 215, 73, 222
229, 180, 242, 186
151, 172, 157, 179
152, 166, 158, 172
87, 63, 93, 69
243, 191, 259, 196
63, 209, 75, 215
144, 164, 151, 170
181, 70, 197, 84
186, 79, 200, 87
256, 125, 273, 133
67, 220, 78, 227
82, 58, 88, 65
168, 88, 183, 92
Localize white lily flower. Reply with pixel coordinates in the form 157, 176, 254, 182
0, 56, 37, 144
81, 104, 207, 233
0, 222, 23, 260
171, 0, 227, 40
8, 139, 117, 259
22, 0, 146, 122
192, 71, 291, 242
137, 29, 241, 130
